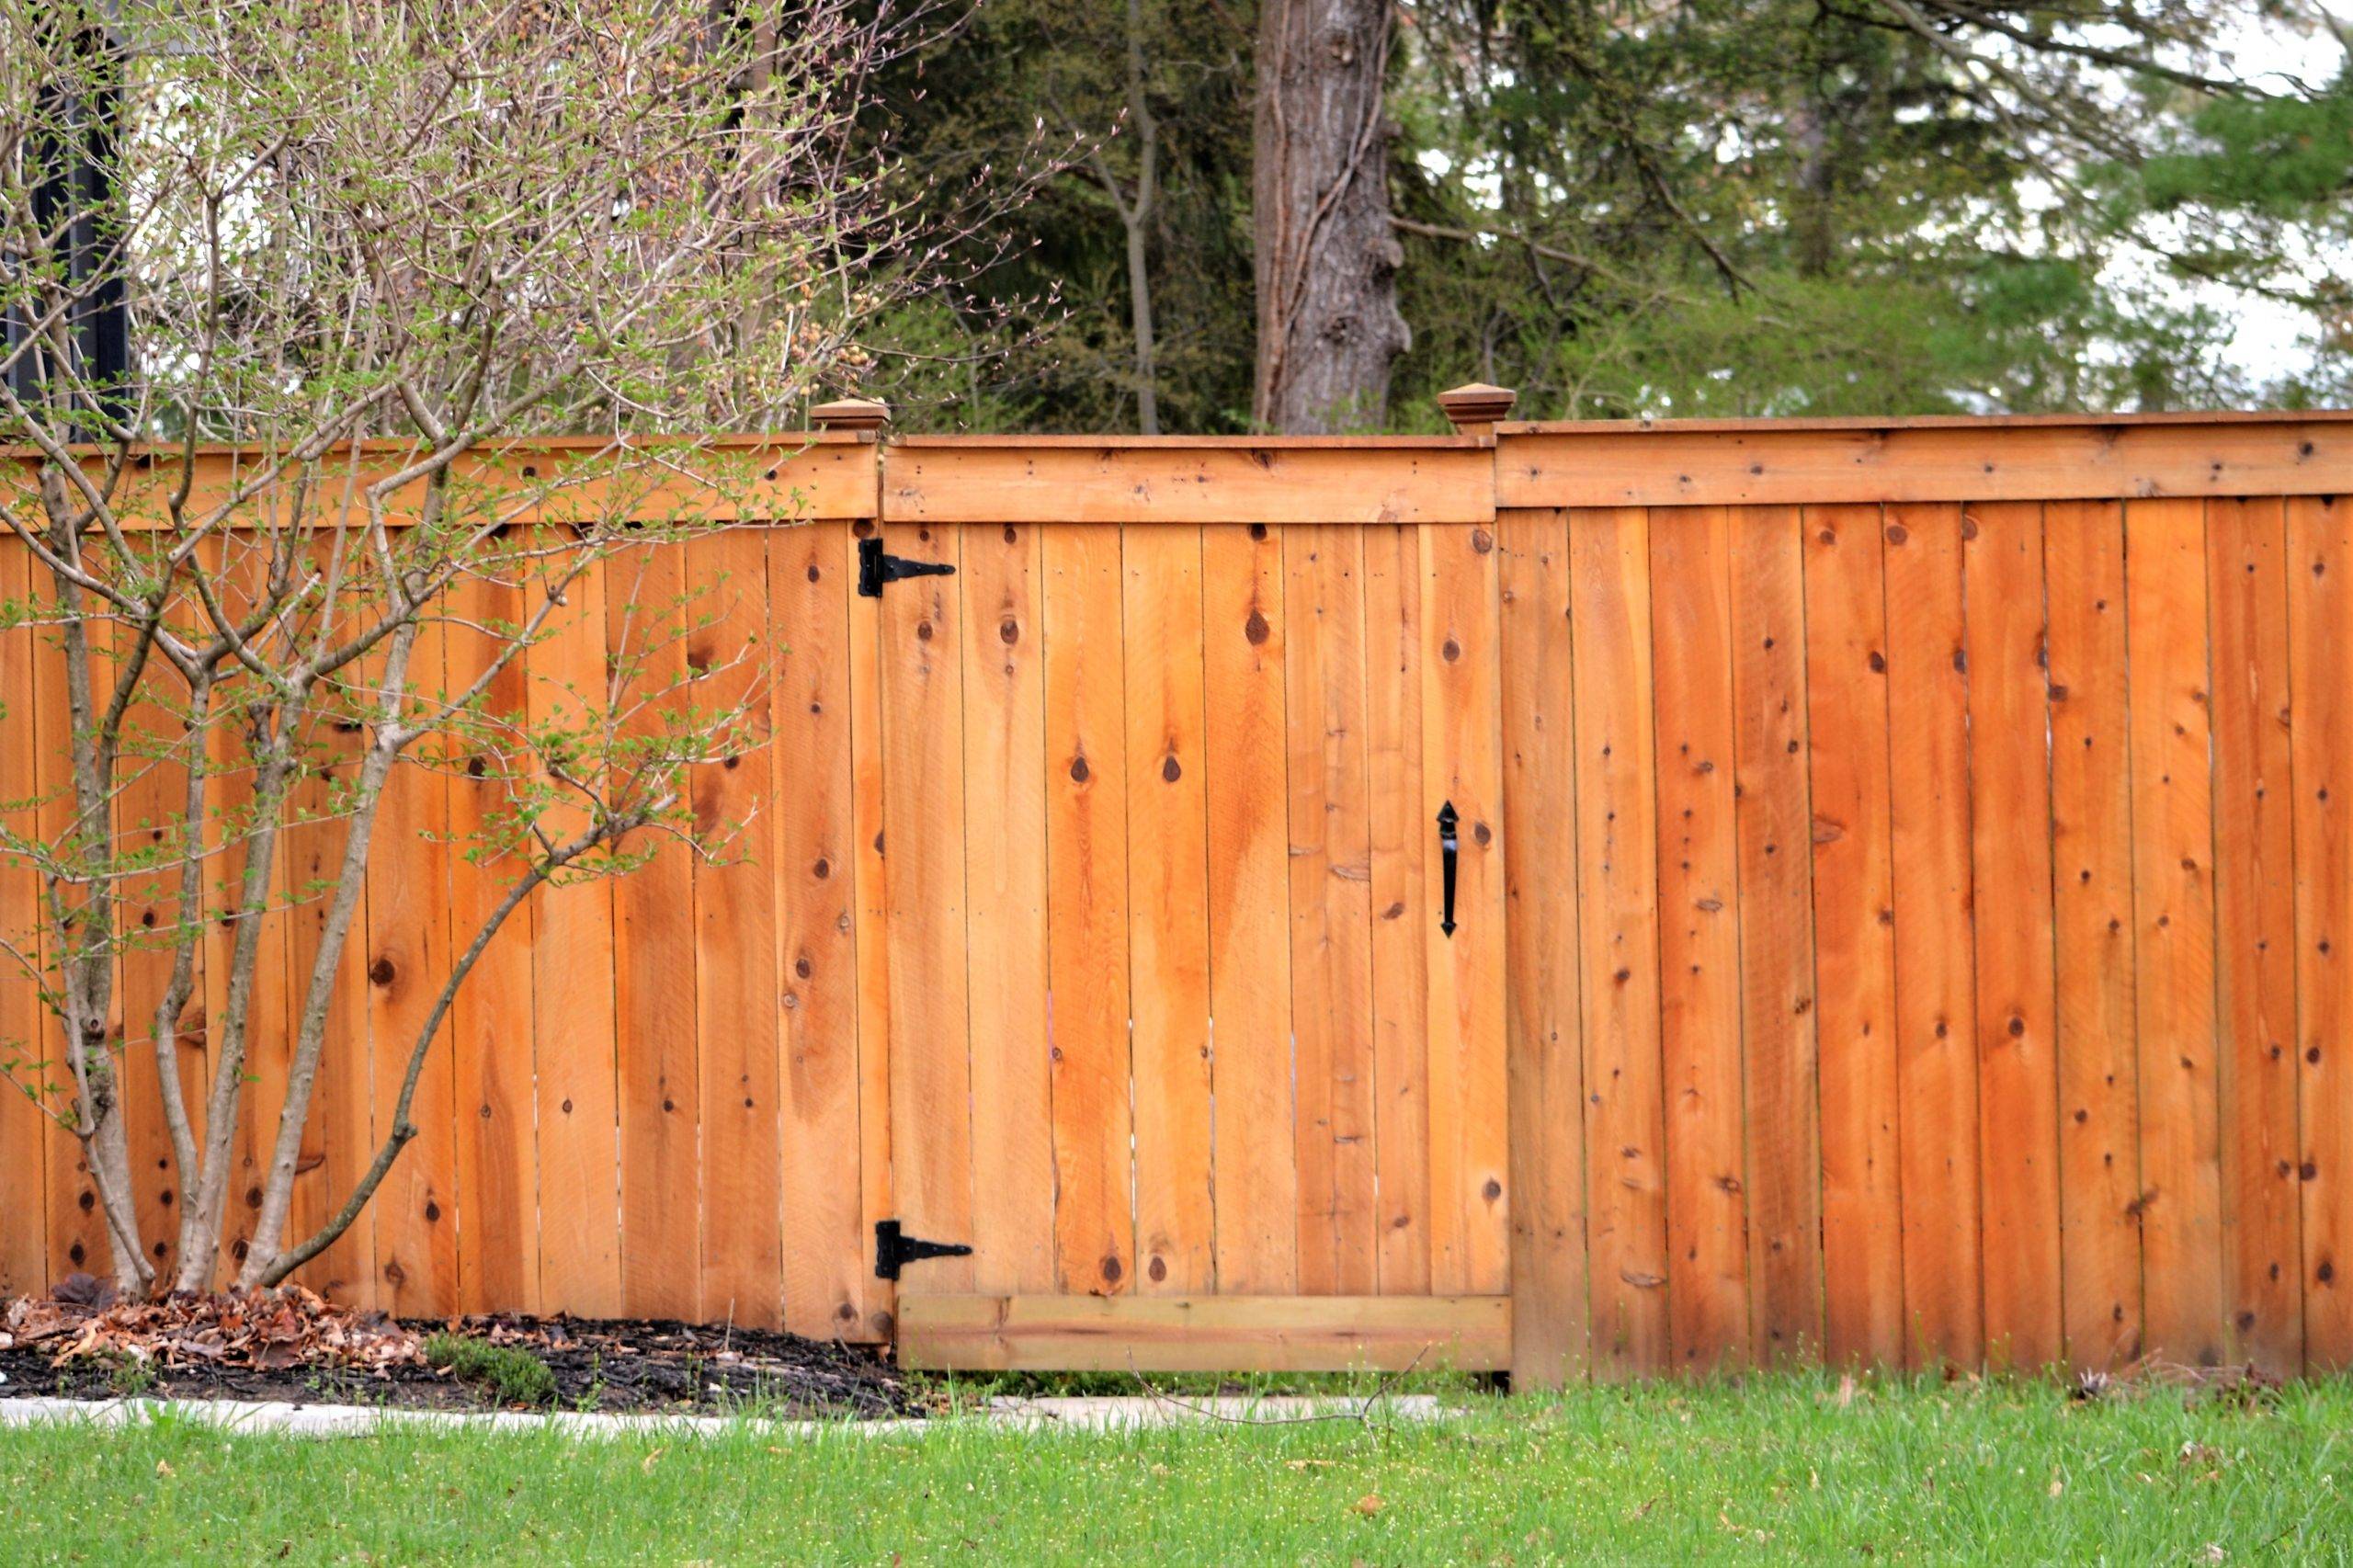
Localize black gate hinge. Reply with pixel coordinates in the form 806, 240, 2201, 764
875, 1219, 972, 1279
858, 536, 957, 597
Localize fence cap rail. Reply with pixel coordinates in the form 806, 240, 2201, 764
1499, 407, 2353, 436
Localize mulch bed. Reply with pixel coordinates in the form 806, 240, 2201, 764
0, 1278, 914, 1418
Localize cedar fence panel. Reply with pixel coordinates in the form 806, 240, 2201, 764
0, 412, 2347, 1381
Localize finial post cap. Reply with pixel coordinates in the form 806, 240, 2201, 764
811, 397, 891, 434
1437, 383, 1518, 432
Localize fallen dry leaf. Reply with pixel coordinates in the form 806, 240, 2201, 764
642, 1448, 665, 1475
154, 1459, 175, 1478
1353, 1494, 1384, 1517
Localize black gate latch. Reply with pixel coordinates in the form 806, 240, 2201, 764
858, 536, 957, 597
875, 1219, 972, 1279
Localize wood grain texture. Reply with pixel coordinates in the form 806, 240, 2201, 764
688, 529, 783, 1327
2289, 495, 2353, 1368
1881, 501, 1981, 1369
281, 546, 373, 1302
901, 1293, 1511, 1372
2205, 496, 2302, 1375
368, 616, 458, 1316
771, 523, 870, 1336
1801, 504, 1904, 1367
1123, 525, 1217, 1296
1647, 505, 1752, 1374
31, 600, 105, 1282
1041, 522, 1134, 1298
524, 552, 620, 1318
1284, 525, 1379, 1296
1200, 523, 1298, 1295
1420, 522, 1510, 1297
1566, 507, 1670, 1376
607, 542, 700, 1319
2126, 497, 2226, 1369
203, 547, 290, 1292
445, 566, 540, 1316
1363, 525, 1433, 1297
116, 614, 207, 1290
1502, 422, 2353, 509
0, 538, 48, 1295
1728, 504, 1824, 1366
884, 445, 1494, 526
956, 520, 1055, 1300
1498, 508, 1586, 1387
1961, 502, 2062, 1372
2044, 501, 2145, 1369
845, 523, 897, 1341
878, 520, 976, 1298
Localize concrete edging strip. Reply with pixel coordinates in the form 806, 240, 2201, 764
0, 1392, 1446, 1440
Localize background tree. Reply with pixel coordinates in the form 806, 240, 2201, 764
0, 0, 1036, 1296
870, 0, 2349, 430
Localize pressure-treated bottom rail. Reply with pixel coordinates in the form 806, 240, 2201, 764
897, 1296, 1513, 1372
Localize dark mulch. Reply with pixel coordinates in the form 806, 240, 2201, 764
0, 1281, 912, 1418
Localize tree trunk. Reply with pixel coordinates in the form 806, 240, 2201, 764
1252, 0, 1409, 433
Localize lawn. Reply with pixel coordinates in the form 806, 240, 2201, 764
2, 1370, 2346, 1564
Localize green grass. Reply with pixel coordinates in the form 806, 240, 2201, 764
422, 1333, 559, 1408
2, 1371, 2347, 1563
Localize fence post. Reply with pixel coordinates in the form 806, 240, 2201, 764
1445, 383, 1582, 1390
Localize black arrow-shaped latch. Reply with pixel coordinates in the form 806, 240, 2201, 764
1436, 800, 1460, 937
858, 535, 957, 597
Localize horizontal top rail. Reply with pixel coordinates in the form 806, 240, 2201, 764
1499, 414, 2350, 509
6, 390, 2346, 532
881, 440, 1495, 525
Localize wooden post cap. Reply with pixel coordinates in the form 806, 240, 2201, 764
1436, 383, 1517, 430
811, 397, 891, 433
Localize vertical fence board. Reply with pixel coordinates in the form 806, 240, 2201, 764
1802, 504, 1904, 1367
879, 520, 975, 1297
1043, 522, 1133, 1297
283, 555, 373, 1302
1200, 522, 1297, 1294
1881, 500, 1982, 1369
368, 619, 458, 1316
1124, 525, 1217, 1296
1961, 501, 2063, 1372
117, 619, 204, 1290
1285, 526, 1379, 1295
1648, 506, 1751, 1373
33, 603, 105, 1282
206, 547, 291, 1293
2206, 495, 2303, 1375
446, 567, 541, 1317
2290, 494, 2353, 1368
1421, 522, 1510, 1298
2126, 496, 2226, 1369
1499, 508, 1586, 1385
0, 537, 48, 1294
1567, 507, 1671, 1375
771, 523, 870, 1335
608, 543, 701, 1318
1730, 504, 1824, 1365
958, 521, 1054, 1299
688, 530, 782, 1327
526, 552, 621, 1318
2044, 500, 2144, 1369
1364, 524, 1433, 1299
845, 525, 896, 1341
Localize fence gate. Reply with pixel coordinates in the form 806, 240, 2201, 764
861, 441, 1513, 1370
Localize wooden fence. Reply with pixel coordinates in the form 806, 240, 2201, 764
2, 400, 2350, 1384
